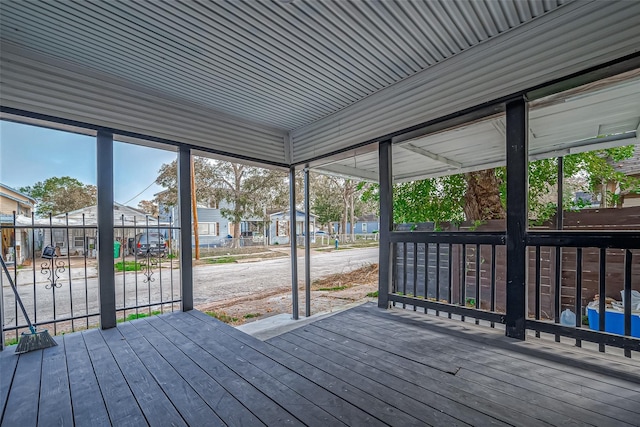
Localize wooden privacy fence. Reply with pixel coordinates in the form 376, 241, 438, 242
395, 207, 640, 320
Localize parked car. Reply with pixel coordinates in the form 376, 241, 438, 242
135, 232, 167, 257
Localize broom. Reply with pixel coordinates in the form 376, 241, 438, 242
1, 255, 57, 353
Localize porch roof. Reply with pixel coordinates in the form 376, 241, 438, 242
1, 1, 639, 177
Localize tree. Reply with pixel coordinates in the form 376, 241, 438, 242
310, 174, 373, 237
211, 162, 286, 242
20, 176, 97, 217
311, 174, 343, 230
360, 145, 640, 225
137, 200, 159, 216
154, 157, 287, 247
155, 157, 219, 208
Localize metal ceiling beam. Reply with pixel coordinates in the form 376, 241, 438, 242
396, 143, 462, 169
313, 164, 379, 182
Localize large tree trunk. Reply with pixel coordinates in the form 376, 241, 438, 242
463, 169, 505, 221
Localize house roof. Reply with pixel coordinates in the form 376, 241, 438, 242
54, 202, 166, 225
1, 1, 639, 181
356, 214, 379, 223
269, 209, 317, 219
613, 145, 640, 176
0, 183, 36, 204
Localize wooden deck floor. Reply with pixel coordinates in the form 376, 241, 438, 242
1, 303, 639, 426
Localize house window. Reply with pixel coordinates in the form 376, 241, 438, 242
198, 222, 219, 236
53, 230, 65, 247
74, 236, 85, 248
277, 220, 288, 237
361, 223, 367, 233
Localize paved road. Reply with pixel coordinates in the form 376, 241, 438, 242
2, 248, 379, 329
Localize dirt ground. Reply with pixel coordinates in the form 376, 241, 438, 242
198, 264, 379, 325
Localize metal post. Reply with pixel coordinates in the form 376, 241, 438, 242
304, 167, 311, 317
178, 146, 193, 311
97, 130, 116, 329
378, 140, 393, 309
505, 98, 528, 340
289, 166, 299, 320
556, 157, 564, 229
554, 157, 563, 341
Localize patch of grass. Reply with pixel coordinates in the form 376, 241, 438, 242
318, 285, 348, 291
205, 256, 237, 264
4, 337, 19, 346
205, 311, 238, 323
115, 261, 143, 272
243, 313, 261, 319
118, 310, 162, 323
366, 291, 379, 298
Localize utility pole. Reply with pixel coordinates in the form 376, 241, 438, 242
191, 156, 200, 260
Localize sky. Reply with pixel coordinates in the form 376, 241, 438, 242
0, 120, 177, 206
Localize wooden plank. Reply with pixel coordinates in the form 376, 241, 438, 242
154, 313, 348, 427
99, 327, 186, 427
2, 349, 42, 427
185, 313, 388, 426
270, 333, 506, 427
183, 311, 425, 427
326, 309, 640, 424
346, 306, 640, 401
38, 336, 73, 427
288, 324, 586, 427
118, 320, 250, 427
81, 329, 146, 426
62, 333, 110, 427
279, 327, 562, 426
348, 304, 640, 385
0, 347, 19, 421
345, 305, 640, 388
131, 316, 293, 426
183, 311, 388, 427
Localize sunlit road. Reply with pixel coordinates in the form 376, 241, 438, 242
2, 248, 379, 328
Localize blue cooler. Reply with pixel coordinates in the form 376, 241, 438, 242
587, 305, 640, 338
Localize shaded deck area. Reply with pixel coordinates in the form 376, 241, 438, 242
2, 304, 639, 426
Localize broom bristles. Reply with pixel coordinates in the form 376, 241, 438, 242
15, 330, 57, 354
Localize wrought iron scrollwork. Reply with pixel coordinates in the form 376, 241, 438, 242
140, 252, 160, 283
41, 245, 65, 289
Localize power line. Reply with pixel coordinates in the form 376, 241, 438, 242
122, 181, 157, 206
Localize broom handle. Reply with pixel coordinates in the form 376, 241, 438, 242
0, 255, 37, 334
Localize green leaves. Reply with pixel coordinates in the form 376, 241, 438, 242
20, 176, 96, 217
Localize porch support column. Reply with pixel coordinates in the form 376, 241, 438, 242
178, 145, 193, 311
378, 140, 393, 309
304, 166, 311, 317
289, 166, 299, 320
505, 97, 528, 340
97, 130, 116, 329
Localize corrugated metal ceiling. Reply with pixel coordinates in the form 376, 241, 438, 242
1, 0, 564, 130
316, 71, 640, 182
0, 0, 563, 129
2, 0, 640, 175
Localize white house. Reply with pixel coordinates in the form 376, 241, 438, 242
268, 209, 317, 245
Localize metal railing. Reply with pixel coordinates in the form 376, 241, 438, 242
390, 232, 506, 325
114, 215, 182, 322
1, 213, 182, 346
389, 230, 640, 357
